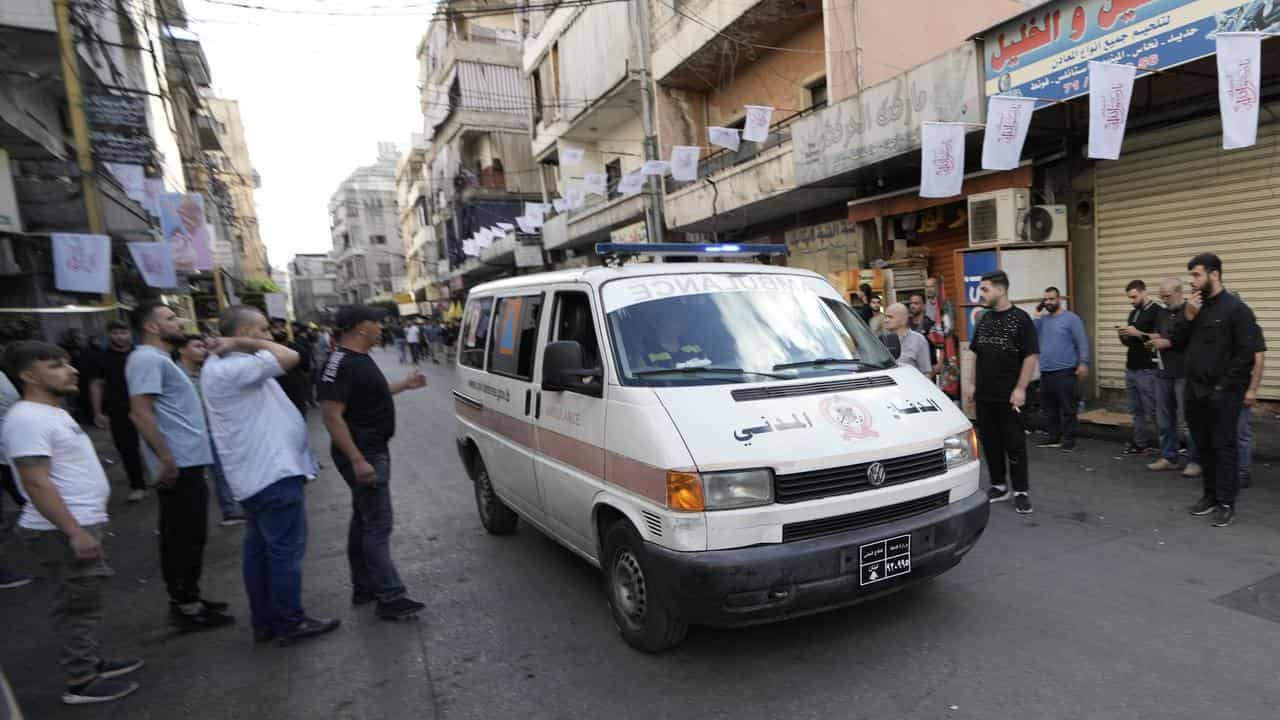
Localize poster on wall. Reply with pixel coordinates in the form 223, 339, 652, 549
127, 242, 178, 288
159, 193, 213, 272
52, 233, 112, 294
961, 249, 999, 340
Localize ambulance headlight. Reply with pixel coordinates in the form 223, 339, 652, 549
945, 429, 979, 469
701, 469, 774, 510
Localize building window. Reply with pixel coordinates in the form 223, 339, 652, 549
345, 202, 358, 218
324, 262, 336, 274
371, 234, 387, 245
355, 263, 367, 280
606, 159, 622, 199
378, 262, 392, 278
415, 199, 428, 227
806, 77, 828, 110
382, 281, 393, 292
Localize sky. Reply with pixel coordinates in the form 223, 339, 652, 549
187, 0, 430, 271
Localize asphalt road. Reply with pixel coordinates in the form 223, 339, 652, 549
3, 348, 1280, 719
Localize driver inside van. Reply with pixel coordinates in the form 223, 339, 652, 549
639, 309, 710, 369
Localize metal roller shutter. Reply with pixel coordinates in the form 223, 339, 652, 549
1095, 114, 1280, 399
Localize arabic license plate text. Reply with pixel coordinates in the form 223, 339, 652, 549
856, 534, 911, 587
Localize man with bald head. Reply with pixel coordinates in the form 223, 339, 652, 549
1148, 278, 1200, 476
882, 303, 933, 378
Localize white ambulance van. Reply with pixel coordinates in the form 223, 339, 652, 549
453, 243, 987, 652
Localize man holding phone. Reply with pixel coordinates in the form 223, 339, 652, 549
1169, 253, 1258, 527
1117, 280, 1161, 455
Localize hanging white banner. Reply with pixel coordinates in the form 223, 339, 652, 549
552, 198, 567, 213
584, 173, 607, 196
742, 105, 774, 143
560, 147, 585, 166
515, 216, 538, 234
617, 172, 645, 196
565, 187, 586, 209
919, 123, 966, 199
981, 96, 1034, 171
496, 222, 515, 232
463, 238, 476, 257
669, 146, 700, 182
52, 233, 112, 294
525, 202, 545, 224
127, 242, 177, 289
641, 160, 670, 176
1217, 33, 1263, 150
1087, 61, 1136, 160
707, 126, 741, 152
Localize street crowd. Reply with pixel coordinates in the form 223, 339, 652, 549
0, 251, 1268, 707
0, 302, 429, 705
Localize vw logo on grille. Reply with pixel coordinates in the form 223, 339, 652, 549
866, 462, 887, 487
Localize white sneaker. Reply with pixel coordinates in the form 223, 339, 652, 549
1181, 463, 1203, 478
127, 490, 145, 503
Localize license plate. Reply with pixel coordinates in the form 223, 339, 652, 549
856, 534, 911, 586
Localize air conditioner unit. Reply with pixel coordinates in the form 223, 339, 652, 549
967, 188, 1029, 246
1021, 204, 1068, 244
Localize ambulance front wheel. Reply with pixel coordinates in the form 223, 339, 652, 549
602, 520, 687, 653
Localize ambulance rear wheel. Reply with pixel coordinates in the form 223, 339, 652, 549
603, 520, 687, 652
474, 462, 518, 534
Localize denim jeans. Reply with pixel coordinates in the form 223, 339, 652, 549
1125, 368, 1159, 448
240, 476, 307, 636
333, 449, 406, 603
20, 524, 113, 680
1156, 377, 1199, 464
395, 338, 408, 364
1239, 406, 1254, 483
209, 439, 244, 521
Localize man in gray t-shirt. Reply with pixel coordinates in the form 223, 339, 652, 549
126, 302, 232, 630
883, 303, 934, 379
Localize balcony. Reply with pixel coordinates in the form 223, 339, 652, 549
555, 192, 645, 251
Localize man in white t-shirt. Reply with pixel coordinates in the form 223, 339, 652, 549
404, 321, 421, 364
3, 341, 143, 705
0, 363, 33, 589
202, 306, 339, 647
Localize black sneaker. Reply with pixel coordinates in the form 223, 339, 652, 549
1013, 493, 1034, 514
276, 617, 341, 647
988, 485, 1012, 503
1036, 438, 1062, 449
170, 605, 235, 631
1211, 504, 1235, 527
1121, 444, 1150, 456
1060, 440, 1077, 453
199, 598, 229, 613
376, 597, 426, 620
1188, 495, 1216, 516
0, 568, 33, 589
352, 591, 377, 606
96, 658, 144, 680
62, 677, 139, 705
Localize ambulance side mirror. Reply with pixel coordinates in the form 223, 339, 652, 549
542, 341, 603, 398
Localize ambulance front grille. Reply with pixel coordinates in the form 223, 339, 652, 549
731, 375, 896, 402
782, 492, 950, 543
773, 449, 948, 504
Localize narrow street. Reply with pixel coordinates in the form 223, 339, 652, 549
4, 349, 1280, 720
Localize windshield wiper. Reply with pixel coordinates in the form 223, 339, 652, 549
772, 358, 865, 371
633, 366, 791, 380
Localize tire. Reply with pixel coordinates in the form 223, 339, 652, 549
474, 462, 518, 535
602, 520, 688, 653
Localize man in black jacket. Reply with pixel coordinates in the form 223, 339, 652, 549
1169, 253, 1258, 528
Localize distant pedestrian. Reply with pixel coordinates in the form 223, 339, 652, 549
970, 271, 1039, 514
404, 321, 422, 364
392, 323, 408, 364
1170, 253, 1258, 528
867, 296, 885, 334
908, 293, 939, 370
0, 359, 33, 590
1117, 279, 1160, 455
424, 321, 444, 365
85, 321, 147, 502
855, 283, 875, 324
320, 305, 428, 620
4, 341, 143, 705
1034, 286, 1089, 451
1147, 278, 1200, 476
203, 306, 340, 646
1237, 321, 1266, 489
126, 302, 234, 630
173, 335, 245, 527
881, 302, 932, 378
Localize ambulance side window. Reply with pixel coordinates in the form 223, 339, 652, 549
488, 294, 544, 380
460, 298, 494, 370
551, 291, 600, 369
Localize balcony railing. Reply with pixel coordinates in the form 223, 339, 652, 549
666, 105, 821, 193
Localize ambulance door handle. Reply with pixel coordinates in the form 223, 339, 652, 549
535, 392, 542, 419
524, 389, 532, 416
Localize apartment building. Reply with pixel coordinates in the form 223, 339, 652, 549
205, 95, 270, 280
328, 143, 408, 304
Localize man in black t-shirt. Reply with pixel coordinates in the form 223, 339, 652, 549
1117, 279, 1161, 455
86, 321, 146, 501
319, 305, 428, 620
970, 271, 1040, 515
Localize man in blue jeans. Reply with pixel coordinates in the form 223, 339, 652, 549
1118, 280, 1161, 455
320, 305, 427, 620
1033, 286, 1089, 451
1148, 279, 1201, 476
202, 305, 339, 646
1238, 323, 1266, 489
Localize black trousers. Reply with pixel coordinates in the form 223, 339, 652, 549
157, 466, 209, 605
1040, 370, 1079, 443
1186, 389, 1243, 506
976, 401, 1029, 492
107, 410, 146, 491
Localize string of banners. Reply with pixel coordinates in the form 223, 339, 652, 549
920, 34, 1266, 199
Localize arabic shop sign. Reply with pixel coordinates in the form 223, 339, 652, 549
983, 0, 1266, 103
792, 44, 981, 186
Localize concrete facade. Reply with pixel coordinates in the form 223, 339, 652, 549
328, 143, 408, 304
205, 95, 270, 280
289, 252, 338, 323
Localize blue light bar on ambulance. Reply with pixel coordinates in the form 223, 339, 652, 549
594, 242, 789, 257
